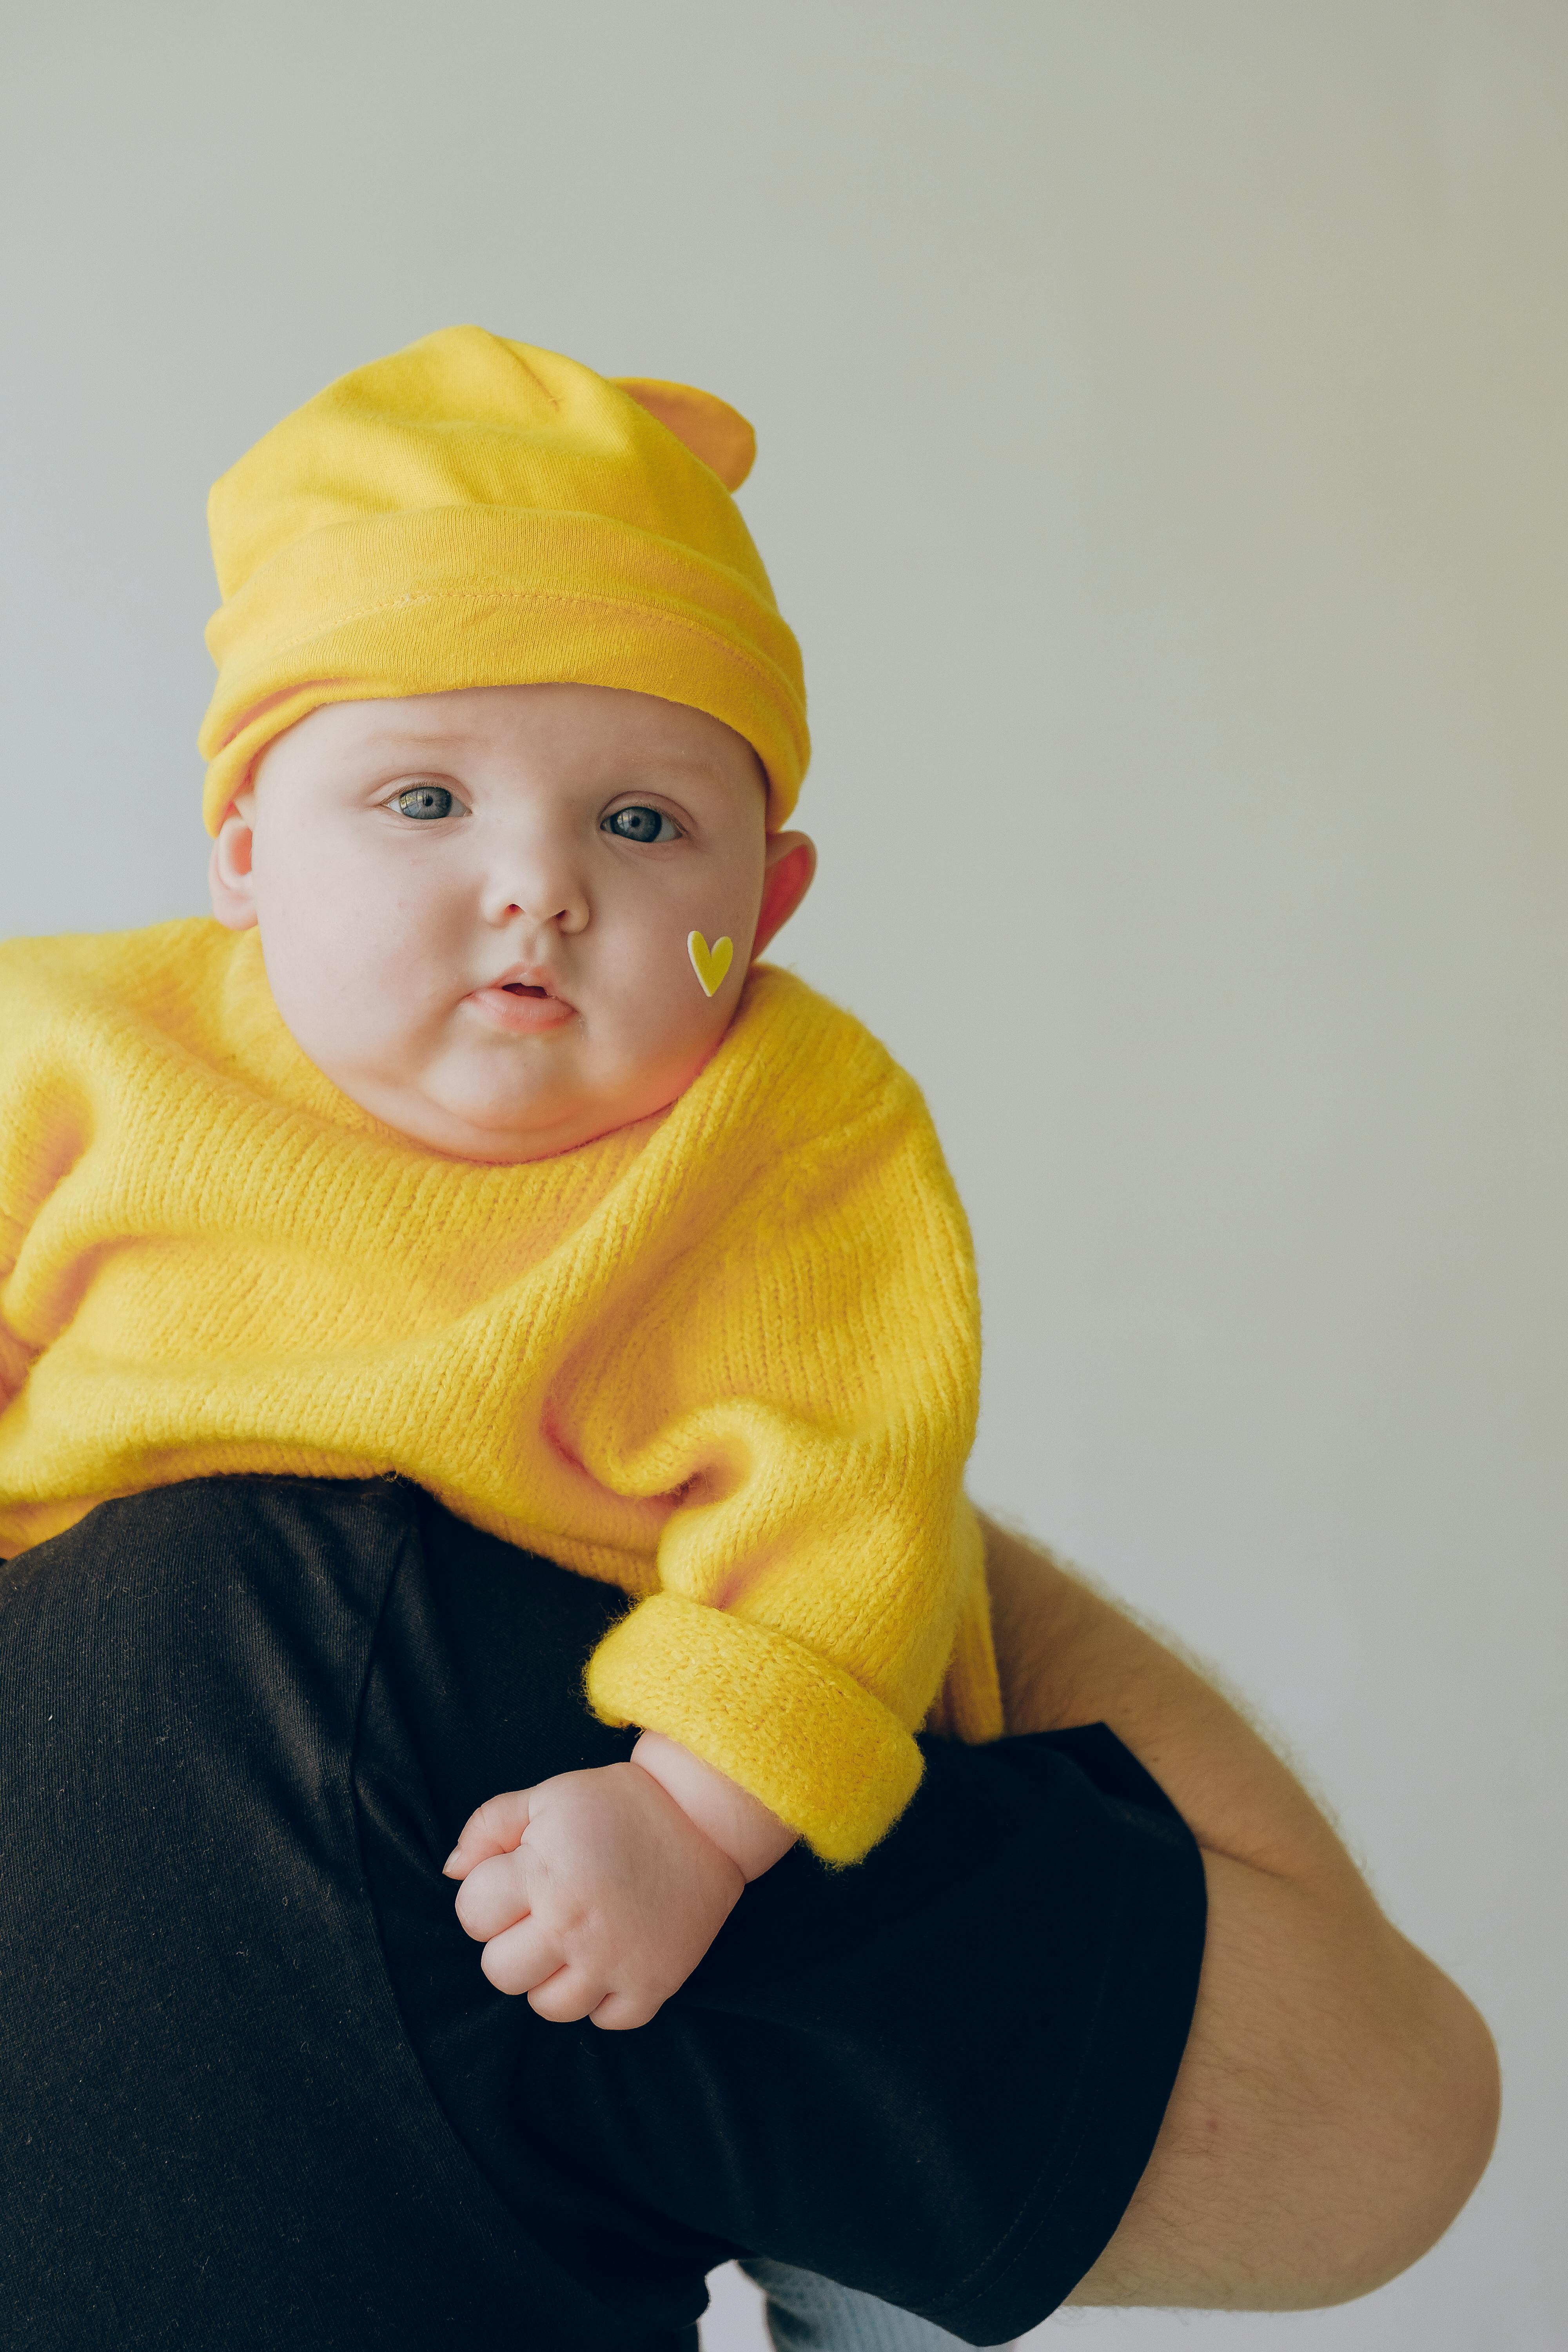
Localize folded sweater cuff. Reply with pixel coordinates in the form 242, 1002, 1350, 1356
584, 1591, 924, 1864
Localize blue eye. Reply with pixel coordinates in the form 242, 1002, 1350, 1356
394, 784, 455, 820
604, 804, 679, 844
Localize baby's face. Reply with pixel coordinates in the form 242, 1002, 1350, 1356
211, 683, 811, 1161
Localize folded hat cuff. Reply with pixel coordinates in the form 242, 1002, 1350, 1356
199, 506, 809, 836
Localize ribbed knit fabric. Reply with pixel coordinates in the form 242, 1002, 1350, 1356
0, 921, 998, 1859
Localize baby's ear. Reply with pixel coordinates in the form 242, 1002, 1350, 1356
752, 832, 817, 960
209, 792, 259, 930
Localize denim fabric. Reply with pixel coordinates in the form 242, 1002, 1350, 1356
744, 2261, 1013, 2352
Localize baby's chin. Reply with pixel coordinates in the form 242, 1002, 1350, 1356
319, 1056, 670, 1165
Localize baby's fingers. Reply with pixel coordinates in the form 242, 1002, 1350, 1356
589, 1984, 668, 2032
525, 1964, 608, 2024
443, 1788, 533, 1880
480, 1916, 570, 2001
452, 1848, 534, 1943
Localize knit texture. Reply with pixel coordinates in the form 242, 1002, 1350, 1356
198, 329, 809, 837
0, 922, 998, 1860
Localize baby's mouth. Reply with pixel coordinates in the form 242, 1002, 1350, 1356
467, 968, 577, 1035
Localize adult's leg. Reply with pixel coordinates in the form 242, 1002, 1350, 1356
1, 1477, 1203, 2349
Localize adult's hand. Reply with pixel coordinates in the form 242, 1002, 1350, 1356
981, 1513, 1499, 2311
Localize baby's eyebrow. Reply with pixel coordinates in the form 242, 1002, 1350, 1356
356, 728, 486, 752
354, 732, 706, 766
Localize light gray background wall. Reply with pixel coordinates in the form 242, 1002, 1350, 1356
3, 4, 1563, 2344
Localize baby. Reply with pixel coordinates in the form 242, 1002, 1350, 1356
0, 328, 998, 2037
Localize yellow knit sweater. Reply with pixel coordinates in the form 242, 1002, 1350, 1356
0, 921, 999, 1858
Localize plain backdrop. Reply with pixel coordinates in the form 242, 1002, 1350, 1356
2, 4, 1563, 2345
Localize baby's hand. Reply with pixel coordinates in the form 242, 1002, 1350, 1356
444, 1751, 764, 2030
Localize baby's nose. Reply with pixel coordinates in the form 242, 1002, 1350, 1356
481, 844, 589, 932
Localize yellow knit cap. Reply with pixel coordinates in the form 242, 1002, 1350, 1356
198, 328, 809, 835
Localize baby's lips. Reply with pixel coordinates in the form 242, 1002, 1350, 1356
466, 981, 577, 1035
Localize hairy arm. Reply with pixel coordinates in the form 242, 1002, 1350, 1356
980, 1513, 1499, 2311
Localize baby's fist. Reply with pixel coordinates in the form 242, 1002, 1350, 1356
443, 1761, 745, 2029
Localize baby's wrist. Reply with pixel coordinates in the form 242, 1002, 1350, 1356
630, 1733, 797, 1880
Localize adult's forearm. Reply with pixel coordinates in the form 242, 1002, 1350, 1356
979, 1513, 1500, 2311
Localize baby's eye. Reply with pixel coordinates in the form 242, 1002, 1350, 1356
603, 804, 681, 845
392, 784, 456, 821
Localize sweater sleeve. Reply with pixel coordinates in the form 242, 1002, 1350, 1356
579, 1040, 997, 1863
0, 942, 91, 1424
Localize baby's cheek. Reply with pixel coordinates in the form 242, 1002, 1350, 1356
263, 863, 451, 1071
602, 921, 743, 1083
596, 1001, 735, 1133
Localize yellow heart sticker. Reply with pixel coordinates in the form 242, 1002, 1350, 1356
688, 931, 734, 997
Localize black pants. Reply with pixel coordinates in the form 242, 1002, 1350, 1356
0, 1477, 1204, 2352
